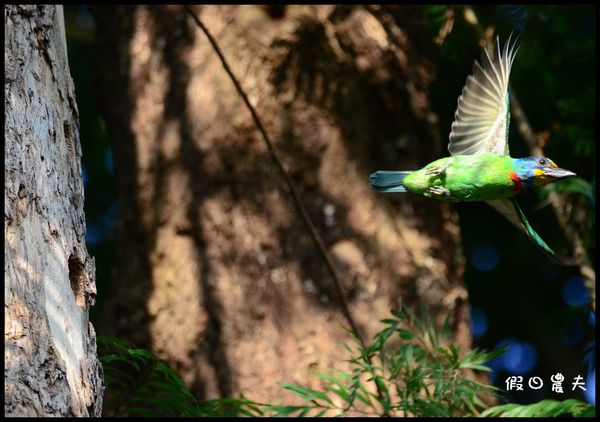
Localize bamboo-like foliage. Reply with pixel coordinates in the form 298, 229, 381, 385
99, 306, 593, 417
481, 399, 595, 418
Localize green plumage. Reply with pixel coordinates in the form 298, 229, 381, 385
402, 154, 516, 202
368, 36, 577, 264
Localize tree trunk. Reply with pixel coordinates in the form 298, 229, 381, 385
4, 5, 103, 417
93, 5, 472, 404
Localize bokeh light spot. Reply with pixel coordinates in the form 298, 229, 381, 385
85, 219, 103, 246
561, 276, 589, 307
470, 242, 500, 272
585, 370, 595, 405
470, 307, 488, 339
495, 338, 538, 375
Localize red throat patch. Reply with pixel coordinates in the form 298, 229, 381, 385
509, 171, 525, 192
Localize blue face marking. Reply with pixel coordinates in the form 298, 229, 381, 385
513, 156, 550, 188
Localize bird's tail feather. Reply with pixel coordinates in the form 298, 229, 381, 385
510, 199, 576, 266
369, 171, 411, 193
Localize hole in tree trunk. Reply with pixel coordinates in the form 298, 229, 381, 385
68, 254, 85, 308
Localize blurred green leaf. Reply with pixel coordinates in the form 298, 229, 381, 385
481, 399, 594, 418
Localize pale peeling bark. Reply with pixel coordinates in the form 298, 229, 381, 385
4, 5, 103, 417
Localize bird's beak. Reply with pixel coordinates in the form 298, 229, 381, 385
544, 167, 576, 179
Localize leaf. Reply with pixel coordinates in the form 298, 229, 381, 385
390, 308, 405, 321
458, 362, 493, 372
325, 385, 350, 403
313, 408, 331, 417
328, 368, 354, 380
97, 306, 520, 418
398, 329, 414, 340
480, 399, 594, 418
459, 346, 508, 373
280, 383, 334, 406
436, 346, 458, 365
316, 371, 354, 406
272, 405, 319, 417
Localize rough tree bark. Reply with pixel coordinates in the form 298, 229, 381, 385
93, 5, 474, 405
4, 5, 103, 417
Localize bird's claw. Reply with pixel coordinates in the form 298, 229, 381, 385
425, 186, 459, 201
428, 186, 451, 196
425, 165, 448, 177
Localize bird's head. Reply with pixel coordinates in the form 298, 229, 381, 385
513, 156, 576, 188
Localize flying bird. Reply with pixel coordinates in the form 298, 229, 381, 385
369, 35, 575, 263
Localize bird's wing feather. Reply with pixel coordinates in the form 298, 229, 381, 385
448, 35, 519, 156
487, 199, 573, 265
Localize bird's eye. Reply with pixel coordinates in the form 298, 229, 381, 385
538, 158, 546, 166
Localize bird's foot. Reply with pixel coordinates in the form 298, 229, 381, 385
428, 186, 450, 196
426, 186, 453, 199
425, 165, 448, 177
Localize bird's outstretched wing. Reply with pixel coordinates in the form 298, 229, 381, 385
487, 199, 574, 265
449, 36, 571, 264
448, 35, 519, 156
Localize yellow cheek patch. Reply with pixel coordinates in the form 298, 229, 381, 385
533, 168, 548, 186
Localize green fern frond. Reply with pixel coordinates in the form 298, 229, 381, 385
98, 337, 199, 417
98, 337, 265, 417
